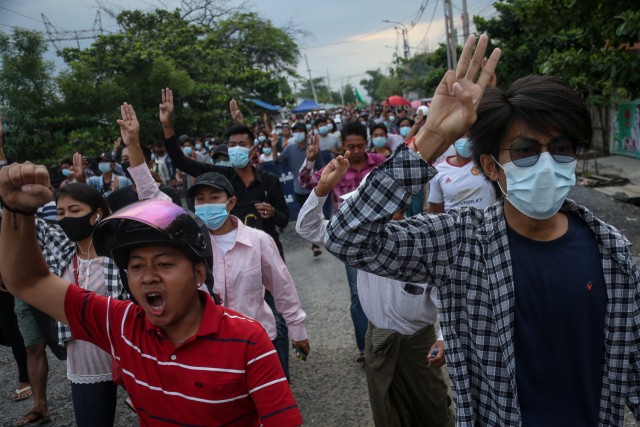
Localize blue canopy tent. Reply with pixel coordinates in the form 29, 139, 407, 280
245, 98, 281, 111
292, 100, 321, 113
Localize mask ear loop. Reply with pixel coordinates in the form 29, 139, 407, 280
490, 155, 509, 199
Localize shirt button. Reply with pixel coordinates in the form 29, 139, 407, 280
171, 355, 177, 361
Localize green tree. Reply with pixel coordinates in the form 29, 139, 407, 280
57, 9, 293, 143
360, 69, 385, 102
0, 29, 60, 163
343, 83, 356, 105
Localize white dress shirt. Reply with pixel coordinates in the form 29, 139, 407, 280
296, 188, 443, 340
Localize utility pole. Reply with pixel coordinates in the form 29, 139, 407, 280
304, 54, 318, 104
461, 0, 470, 41
340, 78, 345, 106
443, 0, 458, 70
326, 69, 331, 102
401, 27, 409, 59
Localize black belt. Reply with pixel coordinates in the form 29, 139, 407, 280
403, 283, 425, 295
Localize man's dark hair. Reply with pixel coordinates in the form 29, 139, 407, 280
398, 117, 414, 128
469, 75, 592, 200
257, 129, 268, 137
225, 124, 255, 143
140, 143, 152, 163
340, 119, 368, 143
57, 183, 111, 217
204, 133, 214, 140
154, 140, 166, 148
316, 116, 328, 126
60, 157, 73, 167
369, 124, 388, 136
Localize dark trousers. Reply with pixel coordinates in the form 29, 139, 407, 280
295, 192, 319, 250
265, 290, 290, 382
70, 381, 118, 427
0, 291, 29, 383
345, 264, 368, 353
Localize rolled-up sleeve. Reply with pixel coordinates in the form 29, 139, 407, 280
259, 234, 307, 341
295, 188, 328, 247
325, 144, 463, 286
128, 164, 171, 202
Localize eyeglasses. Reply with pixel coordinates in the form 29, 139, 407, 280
501, 136, 581, 167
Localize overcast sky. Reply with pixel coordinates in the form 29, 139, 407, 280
0, 0, 497, 100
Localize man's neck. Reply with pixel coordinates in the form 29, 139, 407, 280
503, 201, 569, 241
350, 153, 368, 171
209, 216, 237, 236
162, 294, 205, 347
102, 171, 113, 182
235, 164, 255, 186
297, 140, 307, 149
448, 154, 471, 166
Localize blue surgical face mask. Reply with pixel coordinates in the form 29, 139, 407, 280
263, 148, 272, 155
228, 146, 251, 168
184, 147, 193, 155
62, 168, 72, 177
388, 115, 395, 122
212, 159, 233, 167
151, 154, 156, 161
276, 129, 283, 135
454, 138, 473, 158
98, 163, 112, 173
195, 201, 230, 230
318, 126, 328, 135
258, 136, 267, 142
492, 152, 577, 220
327, 123, 334, 130
360, 121, 367, 127
313, 129, 319, 135
372, 137, 387, 148
306, 124, 312, 130
399, 126, 411, 137
294, 132, 306, 143
195, 144, 202, 150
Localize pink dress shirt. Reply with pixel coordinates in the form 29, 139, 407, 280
129, 163, 308, 341
298, 152, 387, 206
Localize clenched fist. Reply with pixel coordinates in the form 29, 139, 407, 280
0, 162, 52, 211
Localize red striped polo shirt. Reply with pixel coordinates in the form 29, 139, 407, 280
64, 285, 303, 427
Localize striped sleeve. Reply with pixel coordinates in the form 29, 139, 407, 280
246, 329, 302, 427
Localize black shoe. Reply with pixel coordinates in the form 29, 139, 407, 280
356, 352, 365, 363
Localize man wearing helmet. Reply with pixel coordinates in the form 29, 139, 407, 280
0, 104, 303, 427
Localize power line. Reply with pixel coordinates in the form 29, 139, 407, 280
302, 25, 394, 50
419, 0, 440, 49
0, 6, 43, 24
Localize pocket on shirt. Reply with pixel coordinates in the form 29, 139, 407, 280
388, 284, 427, 324
240, 264, 263, 292
186, 379, 250, 424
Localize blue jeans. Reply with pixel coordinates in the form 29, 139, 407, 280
345, 264, 368, 353
264, 290, 290, 382
70, 381, 118, 427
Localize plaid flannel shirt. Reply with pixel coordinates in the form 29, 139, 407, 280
35, 218, 124, 345
325, 144, 640, 427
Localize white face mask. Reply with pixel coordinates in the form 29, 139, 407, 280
493, 152, 577, 220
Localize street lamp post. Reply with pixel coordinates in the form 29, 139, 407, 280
382, 20, 410, 59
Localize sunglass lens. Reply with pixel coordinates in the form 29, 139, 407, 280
510, 139, 540, 167
550, 138, 579, 163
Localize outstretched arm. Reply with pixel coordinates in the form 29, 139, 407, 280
0, 162, 69, 325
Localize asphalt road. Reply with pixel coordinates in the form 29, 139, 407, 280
1, 184, 639, 426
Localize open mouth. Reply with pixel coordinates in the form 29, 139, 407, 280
145, 292, 166, 317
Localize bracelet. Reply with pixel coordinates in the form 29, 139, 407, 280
2, 203, 37, 230
163, 125, 173, 129
404, 137, 427, 163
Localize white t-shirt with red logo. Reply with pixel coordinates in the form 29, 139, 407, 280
428, 157, 494, 212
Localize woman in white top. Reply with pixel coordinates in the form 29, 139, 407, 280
34, 153, 125, 427
260, 134, 279, 163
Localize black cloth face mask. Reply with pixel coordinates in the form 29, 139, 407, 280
58, 209, 98, 242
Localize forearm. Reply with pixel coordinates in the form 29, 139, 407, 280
295, 189, 328, 247
165, 134, 210, 177
0, 139, 5, 162
128, 141, 145, 168
0, 212, 69, 323
129, 163, 171, 202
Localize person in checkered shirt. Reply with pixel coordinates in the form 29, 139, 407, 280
326, 35, 640, 427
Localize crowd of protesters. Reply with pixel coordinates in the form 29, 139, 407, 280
1, 34, 640, 427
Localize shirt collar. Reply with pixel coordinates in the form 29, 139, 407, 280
229, 216, 253, 247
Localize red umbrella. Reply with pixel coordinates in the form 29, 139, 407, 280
382, 95, 411, 106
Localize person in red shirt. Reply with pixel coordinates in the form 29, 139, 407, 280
0, 112, 303, 427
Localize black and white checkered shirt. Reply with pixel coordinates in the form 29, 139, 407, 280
325, 144, 640, 426
35, 218, 124, 345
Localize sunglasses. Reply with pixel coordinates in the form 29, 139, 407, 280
501, 136, 581, 167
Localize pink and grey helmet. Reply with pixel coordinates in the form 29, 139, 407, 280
93, 199, 220, 304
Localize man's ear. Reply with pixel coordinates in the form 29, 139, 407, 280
194, 261, 207, 287
227, 196, 237, 212
480, 154, 499, 182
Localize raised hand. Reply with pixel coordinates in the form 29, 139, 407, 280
230, 99, 243, 125
416, 35, 501, 162
117, 103, 140, 147
306, 134, 320, 162
482, 57, 497, 88
72, 152, 86, 183
316, 151, 351, 197
159, 88, 174, 127
415, 108, 424, 125
0, 162, 52, 212
111, 175, 120, 191
113, 137, 122, 153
